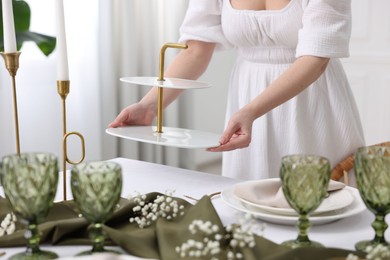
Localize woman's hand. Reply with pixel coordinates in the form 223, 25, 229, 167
108, 103, 156, 128
207, 108, 255, 152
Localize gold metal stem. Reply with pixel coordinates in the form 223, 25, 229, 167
11, 75, 20, 154
156, 43, 188, 133
158, 43, 187, 81
1, 52, 21, 155
57, 80, 85, 201
58, 80, 69, 200
156, 87, 164, 133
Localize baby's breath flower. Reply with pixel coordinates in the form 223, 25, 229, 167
346, 244, 390, 260
346, 253, 359, 260
0, 213, 17, 237
176, 219, 222, 258
128, 191, 185, 228
366, 244, 390, 260
177, 213, 264, 259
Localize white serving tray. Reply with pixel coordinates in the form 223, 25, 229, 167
120, 77, 211, 89
106, 126, 220, 149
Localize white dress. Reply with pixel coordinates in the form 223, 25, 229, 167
179, 0, 365, 180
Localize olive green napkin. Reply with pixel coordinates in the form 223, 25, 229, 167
0, 195, 364, 260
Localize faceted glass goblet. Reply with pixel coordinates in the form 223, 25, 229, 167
71, 161, 122, 255
0, 152, 59, 260
280, 154, 331, 248
355, 146, 390, 252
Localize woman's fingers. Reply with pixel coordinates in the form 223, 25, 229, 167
208, 111, 253, 152
207, 133, 251, 152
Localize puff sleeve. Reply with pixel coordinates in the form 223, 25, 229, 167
178, 0, 233, 50
296, 0, 352, 58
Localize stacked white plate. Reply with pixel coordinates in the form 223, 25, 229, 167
221, 179, 366, 225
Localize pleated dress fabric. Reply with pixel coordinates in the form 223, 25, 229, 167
179, 0, 365, 180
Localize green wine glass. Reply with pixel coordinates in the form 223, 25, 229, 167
71, 161, 122, 255
0, 152, 59, 260
280, 154, 331, 248
354, 146, 390, 252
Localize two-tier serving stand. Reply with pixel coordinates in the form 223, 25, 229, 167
106, 43, 220, 149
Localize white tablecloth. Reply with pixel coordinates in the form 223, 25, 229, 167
0, 157, 382, 259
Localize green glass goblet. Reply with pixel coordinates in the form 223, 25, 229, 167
280, 154, 331, 248
354, 146, 390, 252
0, 152, 59, 260
71, 161, 122, 255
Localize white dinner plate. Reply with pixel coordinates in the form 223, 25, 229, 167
120, 77, 212, 89
236, 180, 354, 216
106, 126, 220, 149
221, 185, 366, 225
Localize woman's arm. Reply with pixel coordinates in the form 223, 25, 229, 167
108, 40, 215, 127
208, 55, 330, 152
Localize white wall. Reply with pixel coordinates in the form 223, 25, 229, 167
342, 0, 390, 146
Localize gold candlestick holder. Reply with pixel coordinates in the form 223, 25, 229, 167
156, 43, 188, 133
1, 52, 22, 155
57, 80, 85, 200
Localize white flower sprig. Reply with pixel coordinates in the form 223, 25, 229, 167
176, 213, 265, 259
345, 253, 359, 260
128, 191, 185, 228
225, 213, 264, 259
346, 244, 390, 260
0, 213, 17, 237
176, 220, 223, 259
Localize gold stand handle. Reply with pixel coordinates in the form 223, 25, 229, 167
1, 52, 21, 155
57, 80, 86, 200
156, 43, 188, 133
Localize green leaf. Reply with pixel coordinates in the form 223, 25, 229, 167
16, 31, 56, 56
0, 0, 30, 36
13, 0, 30, 32
0, 0, 56, 56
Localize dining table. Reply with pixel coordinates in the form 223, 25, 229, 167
0, 157, 384, 259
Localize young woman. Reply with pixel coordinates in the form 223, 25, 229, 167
109, 0, 365, 180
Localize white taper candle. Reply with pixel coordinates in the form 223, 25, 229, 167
55, 0, 69, 80
1, 0, 17, 53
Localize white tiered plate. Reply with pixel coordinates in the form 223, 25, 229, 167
106, 126, 220, 149
221, 185, 366, 225
120, 77, 212, 89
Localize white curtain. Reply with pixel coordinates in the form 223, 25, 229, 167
99, 0, 193, 168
